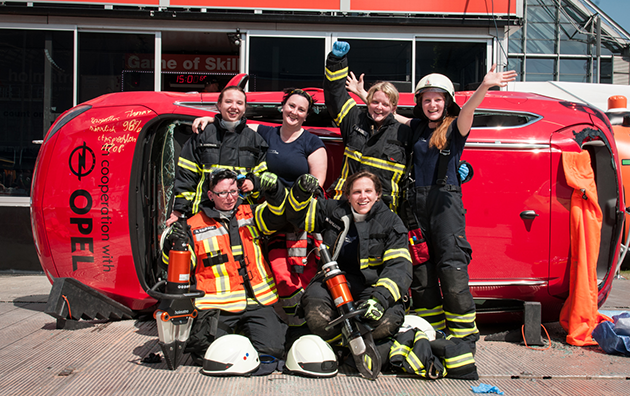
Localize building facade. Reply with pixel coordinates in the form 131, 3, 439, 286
0, 0, 628, 270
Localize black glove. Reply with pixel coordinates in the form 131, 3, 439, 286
166, 221, 188, 248
357, 298, 384, 321
260, 172, 279, 194
296, 174, 319, 195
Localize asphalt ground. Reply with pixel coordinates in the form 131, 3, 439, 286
1, 272, 629, 396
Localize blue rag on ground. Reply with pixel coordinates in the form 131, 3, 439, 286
471, 383, 504, 395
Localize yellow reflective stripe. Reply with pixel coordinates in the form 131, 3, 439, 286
375, 277, 401, 301
389, 340, 411, 359
415, 306, 446, 330
252, 161, 268, 175
444, 353, 475, 369
383, 247, 412, 263
190, 246, 197, 269
368, 257, 384, 267
253, 282, 278, 305
192, 173, 206, 214
304, 198, 317, 233
267, 190, 287, 216
334, 98, 356, 126
361, 156, 406, 174
445, 311, 477, 323
363, 353, 372, 371
162, 250, 169, 265
405, 351, 426, 375
414, 330, 429, 343
325, 333, 343, 345
415, 306, 444, 316
344, 146, 363, 162
212, 263, 230, 293
231, 245, 243, 256
288, 189, 310, 212
360, 258, 369, 269
255, 203, 274, 235
177, 191, 196, 201
325, 66, 348, 81
448, 325, 479, 338
178, 157, 201, 173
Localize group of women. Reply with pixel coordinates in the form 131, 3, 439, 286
172, 41, 517, 358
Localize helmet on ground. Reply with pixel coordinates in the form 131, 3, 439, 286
413, 73, 461, 119
202, 334, 260, 376
285, 335, 338, 377
399, 315, 437, 341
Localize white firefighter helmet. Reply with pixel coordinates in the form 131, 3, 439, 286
399, 315, 437, 341
413, 73, 461, 118
285, 335, 338, 377
201, 334, 260, 376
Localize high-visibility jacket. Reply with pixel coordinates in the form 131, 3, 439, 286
172, 114, 268, 215
164, 199, 284, 313
324, 52, 413, 212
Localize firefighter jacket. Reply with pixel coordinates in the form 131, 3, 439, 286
286, 184, 412, 312
173, 114, 269, 216
324, 52, 413, 212
163, 192, 287, 313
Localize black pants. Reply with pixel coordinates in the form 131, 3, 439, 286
301, 276, 405, 342
409, 185, 479, 344
186, 304, 287, 359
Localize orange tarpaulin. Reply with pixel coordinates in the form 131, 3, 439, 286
559, 150, 611, 346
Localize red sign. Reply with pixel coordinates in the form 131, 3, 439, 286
125, 54, 239, 72
18, 0, 517, 14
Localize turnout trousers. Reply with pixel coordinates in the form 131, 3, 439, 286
408, 185, 479, 344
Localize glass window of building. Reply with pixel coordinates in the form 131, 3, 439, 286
78, 32, 154, 103
0, 29, 73, 197
559, 58, 589, 82
160, 31, 240, 93
248, 37, 325, 91
416, 41, 487, 91
525, 58, 556, 81
340, 39, 412, 92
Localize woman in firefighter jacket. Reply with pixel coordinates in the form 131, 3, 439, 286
167, 86, 268, 226
324, 41, 413, 213
162, 169, 288, 363
191, 89, 328, 328
286, 171, 412, 343
346, 65, 517, 352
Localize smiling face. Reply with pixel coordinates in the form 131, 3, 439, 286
367, 90, 394, 127
217, 89, 246, 122
208, 178, 239, 211
420, 91, 446, 123
346, 176, 379, 215
282, 94, 309, 129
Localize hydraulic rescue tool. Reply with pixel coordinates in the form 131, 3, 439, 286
319, 244, 382, 380
147, 217, 205, 370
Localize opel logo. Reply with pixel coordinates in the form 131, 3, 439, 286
69, 142, 96, 181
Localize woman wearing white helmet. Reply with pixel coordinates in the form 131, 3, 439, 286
348, 66, 517, 353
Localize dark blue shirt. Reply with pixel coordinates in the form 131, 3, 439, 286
410, 119, 468, 187
257, 125, 325, 188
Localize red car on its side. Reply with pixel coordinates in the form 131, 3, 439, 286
31, 75, 624, 323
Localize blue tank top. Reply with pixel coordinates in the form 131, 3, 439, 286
257, 125, 325, 187
410, 119, 468, 187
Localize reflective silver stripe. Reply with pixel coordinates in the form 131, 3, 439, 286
194, 226, 227, 241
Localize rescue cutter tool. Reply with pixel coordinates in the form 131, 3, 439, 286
319, 244, 382, 380
147, 217, 205, 370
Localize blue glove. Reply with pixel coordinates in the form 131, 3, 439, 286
332, 41, 350, 57
458, 163, 470, 181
